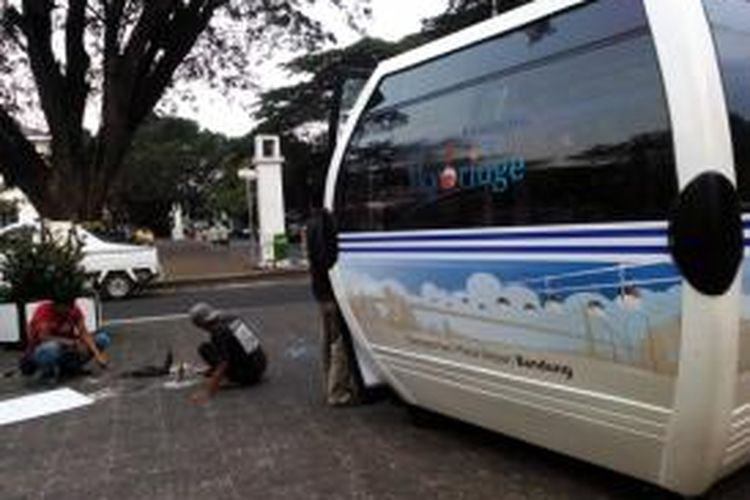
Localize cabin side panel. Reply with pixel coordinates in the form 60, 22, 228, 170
331, 0, 681, 483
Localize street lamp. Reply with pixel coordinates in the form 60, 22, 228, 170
237, 166, 258, 262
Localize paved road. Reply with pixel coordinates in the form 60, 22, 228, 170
103, 278, 313, 322
3, 280, 750, 499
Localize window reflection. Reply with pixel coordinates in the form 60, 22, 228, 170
371, 0, 647, 112
705, 1, 750, 207
336, 1, 676, 232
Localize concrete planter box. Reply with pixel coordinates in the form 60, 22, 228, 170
0, 303, 21, 343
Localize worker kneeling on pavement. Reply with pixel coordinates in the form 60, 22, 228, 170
189, 302, 267, 403
20, 299, 110, 381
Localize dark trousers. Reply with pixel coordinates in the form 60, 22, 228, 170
198, 341, 267, 385
319, 301, 364, 405
21, 332, 111, 377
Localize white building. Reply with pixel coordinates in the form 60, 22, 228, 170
0, 126, 48, 227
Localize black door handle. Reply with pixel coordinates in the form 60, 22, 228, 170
668, 172, 743, 296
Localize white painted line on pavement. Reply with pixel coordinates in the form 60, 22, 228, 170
103, 301, 300, 327
0, 388, 93, 426
151, 276, 309, 295
104, 312, 189, 326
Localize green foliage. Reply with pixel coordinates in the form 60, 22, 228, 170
113, 115, 330, 230
252, 1, 529, 137
0, 226, 88, 304
206, 167, 246, 221
249, 39, 403, 210
112, 116, 230, 234
254, 37, 401, 134
273, 233, 289, 260
0, 1, 372, 220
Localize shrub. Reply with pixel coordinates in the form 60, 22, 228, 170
0, 224, 88, 304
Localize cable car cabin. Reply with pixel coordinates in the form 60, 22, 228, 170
322, 0, 750, 495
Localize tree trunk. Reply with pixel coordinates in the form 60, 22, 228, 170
0, 0, 226, 221
0, 106, 105, 220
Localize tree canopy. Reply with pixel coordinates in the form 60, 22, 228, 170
254, 0, 529, 142
111, 115, 228, 234
0, 0, 370, 219
254, 37, 400, 135
112, 116, 318, 234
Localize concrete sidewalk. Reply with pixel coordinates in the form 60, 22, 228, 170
154, 239, 307, 287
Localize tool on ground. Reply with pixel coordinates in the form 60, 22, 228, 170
119, 350, 173, 378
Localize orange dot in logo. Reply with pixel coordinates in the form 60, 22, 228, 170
439, 166, 457, 190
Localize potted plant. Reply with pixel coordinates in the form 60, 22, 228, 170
0, 223, 100, 347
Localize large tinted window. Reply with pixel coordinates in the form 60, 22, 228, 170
335, 0, 676, 232
704, 0, 750, 207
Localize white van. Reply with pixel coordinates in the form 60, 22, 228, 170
0, 221, 160, 299
322, 0, 750, 495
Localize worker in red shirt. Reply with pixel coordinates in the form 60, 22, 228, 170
20, 300, 110, 380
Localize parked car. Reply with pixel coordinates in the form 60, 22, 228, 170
0, 221, 160, 299
207, 222, 230, 246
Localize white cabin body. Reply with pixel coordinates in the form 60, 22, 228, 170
324, 0, 750, 495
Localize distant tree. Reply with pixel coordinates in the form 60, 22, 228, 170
113, 117, 325, 234
254, 37, 400, 136
251, 38, 402, 210
204, 133, 253, 226
110, 116, 227, 235
274, 131, 328, 217
0, 0, 370, 220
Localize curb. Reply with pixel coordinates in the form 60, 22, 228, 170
149, 268, 310, 290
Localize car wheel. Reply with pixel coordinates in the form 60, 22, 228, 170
102, 273, 134, 299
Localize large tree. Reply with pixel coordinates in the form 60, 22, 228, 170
0, 0, 369, 219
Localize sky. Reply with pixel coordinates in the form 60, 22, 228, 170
182, 0, 450, 137
358, 0, 450, 43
